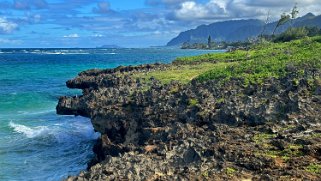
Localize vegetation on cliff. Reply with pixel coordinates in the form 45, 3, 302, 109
137, 36, 321, 87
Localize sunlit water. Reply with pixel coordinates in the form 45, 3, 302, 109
0, 48, 222, 180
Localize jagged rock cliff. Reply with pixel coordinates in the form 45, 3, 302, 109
57, 63, 321, 180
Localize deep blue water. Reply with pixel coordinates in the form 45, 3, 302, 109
0, 48, 222, 180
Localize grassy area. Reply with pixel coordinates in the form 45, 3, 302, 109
135, 36, 321, 85
252, 132, 305, 161
133, 62, 235, 84
196, 36, 321, 85
305, 163, 321, 174
253, 133, 277, 144
226, 167, 237, 176
173, 50, 250, 65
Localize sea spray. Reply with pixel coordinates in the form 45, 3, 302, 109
9, 121, 50, 139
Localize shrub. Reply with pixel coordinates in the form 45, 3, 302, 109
274, 27, 309, 42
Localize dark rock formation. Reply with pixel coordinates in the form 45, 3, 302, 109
57, 64, 321, 180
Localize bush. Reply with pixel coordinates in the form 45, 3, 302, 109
195, 36, 321, 85
274, 26, 321, 42
274, 27, 309, 42
306, 26, 321, 37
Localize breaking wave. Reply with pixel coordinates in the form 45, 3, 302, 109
9, 119, 99, 141
9, 121, 49, 138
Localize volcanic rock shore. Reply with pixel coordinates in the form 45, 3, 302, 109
57, 63, 321, 180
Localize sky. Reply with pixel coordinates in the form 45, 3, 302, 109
0, 0, 320, 48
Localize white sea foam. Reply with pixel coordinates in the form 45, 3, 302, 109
17, 109, 55, 116
104, 52, 117, 55
9, 121, 50, 138
33, 52, 91, 55
9, 120, 100, 141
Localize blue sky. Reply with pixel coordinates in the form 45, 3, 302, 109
0, 0, 320, 48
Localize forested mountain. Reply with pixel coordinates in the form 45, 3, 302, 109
167, 13, 320, 46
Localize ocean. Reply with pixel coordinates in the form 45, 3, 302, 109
0, 48, 221, 180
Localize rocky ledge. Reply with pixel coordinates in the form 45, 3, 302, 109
57, 63, 321, 180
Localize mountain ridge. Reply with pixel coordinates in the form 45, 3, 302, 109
167, 13, 320, 46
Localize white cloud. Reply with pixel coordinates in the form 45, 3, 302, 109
174, 1, 227, 20
0, 17, 18, 33
172, 0, 321, 21
226, 0, 321, 19
146, 0, 189, 6
63, 33, 79, 38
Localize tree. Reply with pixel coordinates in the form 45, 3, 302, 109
181, 42, 190, 49
290, 3, 299, 20
260, 10, 271, 38
290, 3, 299, 27
208, 35, 212, 49
273, 12, 291, 36
272, 3, 299, 36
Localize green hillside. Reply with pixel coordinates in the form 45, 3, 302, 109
139, 36, 321, 86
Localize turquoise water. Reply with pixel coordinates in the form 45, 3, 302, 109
0, 48, 221, 180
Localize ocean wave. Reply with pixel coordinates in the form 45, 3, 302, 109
17, 110, 55, 115
0, 49, 119, 55
35, 52, 91, 55
8, 120, 100, 141
9, 121, 49, 138
103, 52, 117, 55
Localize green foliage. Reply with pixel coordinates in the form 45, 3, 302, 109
137, 36, 321, 87
306, 26, 321, 37
260, 26, 321, 43
261, 144, 304, 161
194, 36, 321, 85
292, 78, 299, 86
208, 35, 212, 49
290, 3, 299, 19
201, 170, 209, 178
188, 98, 199, 107
133, 63, 224, 84
253, 133, 276, 144
305, 163, 321, 174
226, 167, 236, 176
174, 50, 249, 65
274, 27, 309, 42
181, 42, 209, 49
273, 12, 291, 35
253, 132, 305, 161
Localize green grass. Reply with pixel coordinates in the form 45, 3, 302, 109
253, 133, 276, 144
305, 163, 321, 174
174, 50, 251, 65
135, 36, 321, 86
188, 98, 199, 107
196, 36, 321, 85
253, 132, 305, 161
254, 139, 304, 161
133, 62, 234, 84
226, 167, 236, 176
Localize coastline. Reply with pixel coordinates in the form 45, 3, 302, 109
57, 38, 321, 180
